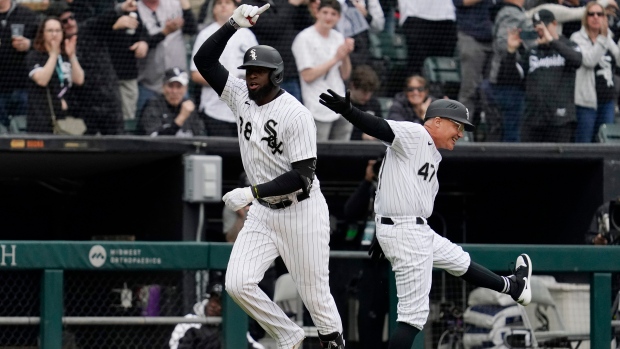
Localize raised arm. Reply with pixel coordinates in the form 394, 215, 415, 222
319, 89, 395, 143
193, 4, 269, 95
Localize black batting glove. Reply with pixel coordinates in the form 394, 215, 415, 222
319, 89, 352, 116
368, 234, 385, 262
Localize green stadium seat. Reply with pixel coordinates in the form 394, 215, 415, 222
377, 97, 393, 118
598, 123, 620, 143
422, 56, 461, 100
9, 115, 27, 134
124, 118, 139, 135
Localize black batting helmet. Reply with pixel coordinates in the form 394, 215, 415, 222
423, 99, 475, 131
238, 45, 284, 86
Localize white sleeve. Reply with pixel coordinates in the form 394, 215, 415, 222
220, 74, 247, 113
367, 0, 385, 33
385, 120, 425, 158
292, 30, 314, 72
285, 108, 317, 162
190, 29, 209, 72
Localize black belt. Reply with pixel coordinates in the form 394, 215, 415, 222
257, 193, 309, 210
380, 217, 425, 225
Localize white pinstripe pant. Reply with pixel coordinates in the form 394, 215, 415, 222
375, 215, 471, 329
225, 193, 343, 349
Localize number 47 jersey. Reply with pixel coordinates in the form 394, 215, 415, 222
374, 121, 442, 218
221, 75, 320, 199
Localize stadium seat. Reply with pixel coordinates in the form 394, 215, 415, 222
124, 118, 139, 135
9, 115, 27, 134
598, 123, 620, 143
422, 56, 461, 100
377, 97, 393, 118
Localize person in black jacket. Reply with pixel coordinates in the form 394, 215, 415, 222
343, 156, 390, 349
0, 0, 40, 129
48, 0, 131, 135
139, 67, 205, 136
503, 9, 582, 142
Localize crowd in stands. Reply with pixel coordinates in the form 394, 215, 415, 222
1, 0, 619, 141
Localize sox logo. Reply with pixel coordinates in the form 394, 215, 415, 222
250, 49, 257, 60
261, 119, 283, 154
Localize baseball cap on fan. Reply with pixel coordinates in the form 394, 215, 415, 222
164, 67, 189, 86
532, 9, 555, 26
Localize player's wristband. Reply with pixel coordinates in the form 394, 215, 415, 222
228, 17, 241, 30
252, 185, 260, 198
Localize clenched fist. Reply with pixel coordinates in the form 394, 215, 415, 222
222, 187, 255, 212
230, 4, 270, 28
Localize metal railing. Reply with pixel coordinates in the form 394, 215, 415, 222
0, 242, 619, 349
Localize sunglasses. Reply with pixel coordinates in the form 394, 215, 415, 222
406, 86, 426, 93
60, 14, 75, 24
587, 11, 605, 17
447, 118, 465, 132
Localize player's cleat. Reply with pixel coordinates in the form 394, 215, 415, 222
509, 253, 532, 306
319, 332, 345, 349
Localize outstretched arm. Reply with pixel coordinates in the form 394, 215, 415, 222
319, 89, 395, 143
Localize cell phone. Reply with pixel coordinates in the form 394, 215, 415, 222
519, 30, 539, 41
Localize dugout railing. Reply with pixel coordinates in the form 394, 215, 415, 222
0, 242, 618, 349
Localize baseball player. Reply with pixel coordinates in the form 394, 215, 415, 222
193, 4, 345, 349
319, 90, 533, 349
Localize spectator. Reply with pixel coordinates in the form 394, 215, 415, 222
570, 1, 620, 142
136, 0, 197, 116
348, 64, 382, 140
398, 0, 458, 76
292, 0, 355, 141
453, 0, 493, 121
0, 0, 39, 129
106, 8, 150, 121
387, 75, 434, 124
342, 157, 390, 349
241, 0, 315, 102
139, 67, 205, 136
48, 0, 130, 135
169, 283, 223, 349
489, 0, 535, 142
525, 0, 618, 37
335, 0, 385, 67
191, 0, 258, 137
503, 9, 582, 142
25, 16, 84, 133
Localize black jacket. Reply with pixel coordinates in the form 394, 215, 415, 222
139, 94, 205, 136
67, 9, 124, 134
503, 36, 582, 126
0, 4, 40, 93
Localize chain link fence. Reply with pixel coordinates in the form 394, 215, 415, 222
0, 269, 222, 349
0, 271, 40, 348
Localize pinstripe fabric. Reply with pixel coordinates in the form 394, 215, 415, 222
221, 74, 342, 348
372, 120, 472, 329
375, 121, 441, 218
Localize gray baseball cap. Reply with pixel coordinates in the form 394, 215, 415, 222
423, 99, 475, 131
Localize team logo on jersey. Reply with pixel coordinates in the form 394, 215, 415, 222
250, 49, 257, 61
261, 119, 284, 154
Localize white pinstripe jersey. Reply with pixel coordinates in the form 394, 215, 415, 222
374, 120, 442, 218
221, 74, 320, 202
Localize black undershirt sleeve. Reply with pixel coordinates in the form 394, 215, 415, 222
253, 158, 316, 198
344, 107, 395, 143
192, 22, 236, 96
